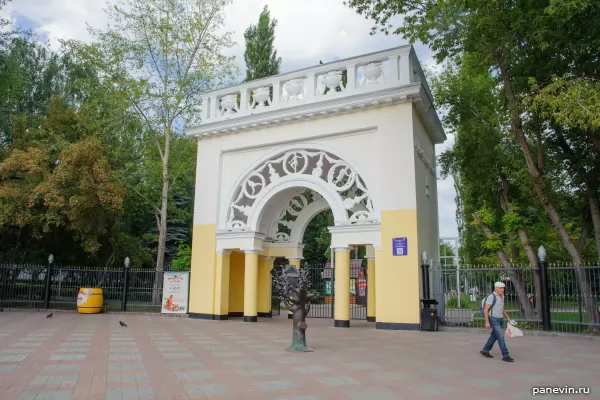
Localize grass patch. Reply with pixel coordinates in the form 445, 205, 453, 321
458, 310, 599, 335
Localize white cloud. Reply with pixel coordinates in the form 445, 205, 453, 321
0, 0, 108, 49
436, 134, 458, 239
1, 0, 458, 241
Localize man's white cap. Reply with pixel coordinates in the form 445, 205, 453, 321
495, 281, 505, 288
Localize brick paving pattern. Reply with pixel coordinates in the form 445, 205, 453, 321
0, 310, 598, 399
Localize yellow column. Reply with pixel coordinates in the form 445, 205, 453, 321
188, 224, 216, 318
334, 247, 351, 328
287, 257, 302, 319
213, 250, 231, 319
366, 256, 376, 322
257, 257, 275, 317
243, 250, 259, 322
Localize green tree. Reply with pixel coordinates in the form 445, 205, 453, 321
170, 242, 192, 271
0, 1, 12, 43
302, 209, 334, 264
243, 5, 282, 82
67, 0, 238, 302
0, 100, 126, 256
345, 0, 600, 321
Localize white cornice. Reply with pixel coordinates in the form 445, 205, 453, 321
408, 85, 446, 147
262, 242, 305, 249
215, 230, 265, 241
328, 224, 381, 234
186, 83, 446, 145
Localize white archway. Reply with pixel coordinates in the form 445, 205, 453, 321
289, 198, 331, 244
249, 175, 347, 232
219, 144, 379, 233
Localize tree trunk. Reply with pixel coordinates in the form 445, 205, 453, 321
288, 306, 312, 352
508, 233, 519, 262
577, 225, 589, 325
473, 212, 535, 320
588, 128, 600, 154
283, 288, 314, 353
498, 175, 536, 319
516, 228, 542, 317
587, 181, 600, 262
97, 246, 117, 288
495, 50, 600, 324
153, 122, 171, 305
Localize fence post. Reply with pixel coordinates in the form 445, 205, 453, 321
121, 257, 130, 312
421, 251, 430, 299
538, 246, 551, 331
331, 251, 335, 320
44, 254, 54, 309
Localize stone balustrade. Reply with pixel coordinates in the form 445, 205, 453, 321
188, 45, 435, 138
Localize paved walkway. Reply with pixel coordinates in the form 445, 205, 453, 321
0, 310, 598, 399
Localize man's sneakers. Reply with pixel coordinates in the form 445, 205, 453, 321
480, 351, 514, 362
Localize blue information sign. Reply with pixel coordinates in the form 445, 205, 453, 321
392, 237, 407, 256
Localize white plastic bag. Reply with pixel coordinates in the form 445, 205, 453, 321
506, 322, 523, 338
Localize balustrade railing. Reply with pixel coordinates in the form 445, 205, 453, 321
199, 45, 425, 125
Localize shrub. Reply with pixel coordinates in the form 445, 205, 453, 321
446, 294, 470, 309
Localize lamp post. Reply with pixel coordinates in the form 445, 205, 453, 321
421, 251, 430, 300
44, 254, 54, 309
538, 246, 551, 331
121, 257, 130, 312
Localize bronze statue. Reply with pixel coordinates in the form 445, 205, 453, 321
274, 266, 316, 352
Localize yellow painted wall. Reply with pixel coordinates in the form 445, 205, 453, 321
376, 209, 420, 326
188, 224, 216, 315
228, 251, 245, 314
213, 251, 230, 316
262, 246, 302, 259
257, 258, 272, 314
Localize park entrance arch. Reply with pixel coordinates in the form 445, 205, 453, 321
185, 45, 446, 330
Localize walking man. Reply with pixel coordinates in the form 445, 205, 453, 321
480, 281, 514, 362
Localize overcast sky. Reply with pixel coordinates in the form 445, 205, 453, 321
1, 0, 459, 240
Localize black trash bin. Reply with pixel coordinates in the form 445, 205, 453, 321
420, 299, 438, 332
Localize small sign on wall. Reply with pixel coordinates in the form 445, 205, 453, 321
392, 237, 408, 256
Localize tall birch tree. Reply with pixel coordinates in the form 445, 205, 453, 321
71, 0, 238, 302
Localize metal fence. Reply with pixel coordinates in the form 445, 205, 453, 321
277, 261, 367, 320
0, 262, 189, 313
431, 260, 600, 335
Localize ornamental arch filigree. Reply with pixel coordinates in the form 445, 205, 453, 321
221, 146, 378, 234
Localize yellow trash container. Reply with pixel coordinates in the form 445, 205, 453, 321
77, 288, 103, 314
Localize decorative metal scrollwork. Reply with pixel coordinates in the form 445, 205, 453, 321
226, 149, 376, 231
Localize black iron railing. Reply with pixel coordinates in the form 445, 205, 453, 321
272, 261, 368, 320
428, 247, 600, 336
0, 261, 190, 313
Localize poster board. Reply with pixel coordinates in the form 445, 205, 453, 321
161, 271, 190, 314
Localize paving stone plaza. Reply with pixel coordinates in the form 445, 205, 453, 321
0, 311, 598, 399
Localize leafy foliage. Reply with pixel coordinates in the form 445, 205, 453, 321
0, 8, 204, 268
243, 5, 282, 81
0, 103, 125, 255
170, 243, 191, 271
64, 0, 238, 273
